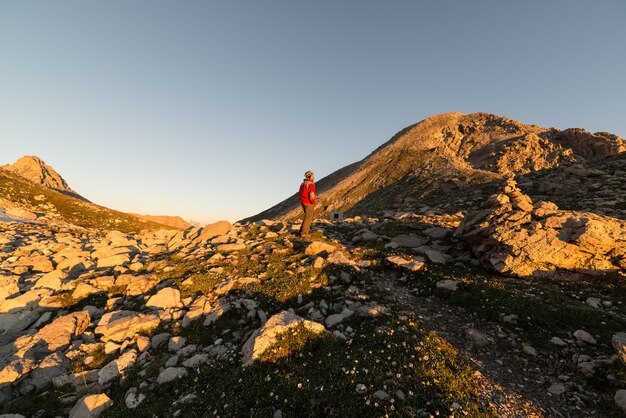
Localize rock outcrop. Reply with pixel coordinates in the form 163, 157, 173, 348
457, 178, 626, 278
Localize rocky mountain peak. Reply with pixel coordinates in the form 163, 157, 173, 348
246, 112, 625, 222
3, 155, 80, 198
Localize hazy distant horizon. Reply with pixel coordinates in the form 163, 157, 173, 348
2, 1, 625, 223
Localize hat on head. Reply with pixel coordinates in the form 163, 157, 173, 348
304, 170, 314, 179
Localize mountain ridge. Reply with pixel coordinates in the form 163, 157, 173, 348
244, 112, 625, 222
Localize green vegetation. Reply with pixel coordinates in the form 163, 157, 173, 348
104, 314, 496, 418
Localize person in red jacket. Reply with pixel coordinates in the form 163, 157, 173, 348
299, 170, 316, 237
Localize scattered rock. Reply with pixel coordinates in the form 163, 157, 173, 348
146, 287, 182, 310
98, 349, 138, 385
548, 383, 566, 395
466, 329, 490, 347
391, 235, 425, 248
199, 221, 232, 242
386, 255, 425, 272
69, 393, 113, 418
522, 343, 537, 357
373, 390, 389, 400
573, 330, 596, 344
157, 367, 188, 385
305, 241, 336, 256
616, 389, 626, 414
436, 279, 460, 291
612, 332, 626, 366
95, 311, 160, 343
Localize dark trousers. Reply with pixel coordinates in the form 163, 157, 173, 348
300, 204, 314, 236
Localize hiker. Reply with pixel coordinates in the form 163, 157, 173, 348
299, 170, 316, 237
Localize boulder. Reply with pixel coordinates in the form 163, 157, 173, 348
616, 390, 626, 414
466, 329, 490, 347
215, 243, 246, 253
612, 332, 626, 366
0, 288, 52, 313
391, 234, 425, 248
28, 352, 68, 389
72, 283, 101, 300
146, 287, 182, 310
95, 311, 160, 343
436, 279, 460, 291
573, 330, 596, 344
69, 393, 113, 418
386, 255, 425, 272
13, 311, 90, 358
0, 358, 36, 385
98, 349, 137, 385
96, 254, 130, 270
0, 310, 40, 334
326, 252, 356, 267
199, 221, 232, 242
242, 311, 325, 366
0, 275, 19, 300
305, 241, 337, 256
182, 353, 209, 368
181, 296, 213, 327
203, 298, 231, 326
157, 367, 188, 385
117, 274, 159, 296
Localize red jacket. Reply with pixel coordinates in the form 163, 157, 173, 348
299, 179, 316, 205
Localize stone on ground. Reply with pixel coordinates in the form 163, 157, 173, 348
242, 311, 325, 366
69, 393, 113, 418
157, 367, 188, 384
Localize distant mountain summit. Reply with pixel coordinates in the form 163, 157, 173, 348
245, 112, 625, 221
3, 155, 85, 200
130, 214, 192, 230
0, 156, 189, 231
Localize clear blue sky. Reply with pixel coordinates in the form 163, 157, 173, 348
1, 1, 625, 223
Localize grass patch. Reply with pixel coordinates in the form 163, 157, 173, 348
0, 385, 74, 417
103, 315, 496, 417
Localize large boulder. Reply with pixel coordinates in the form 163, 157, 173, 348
199, 221, 232, 242
0, 275, 19, 300
241, 311, 325, 366
457, 179, 626, 278
146, 287, 182, 310
0, 311, 90, 385
613, 332, 626, 366
94, 311, 160, 343
13, 311, 90, 358
98, 349, 137, 385
305, 241, 336, 256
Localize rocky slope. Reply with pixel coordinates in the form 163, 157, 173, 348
1, 203, 624, 416
245, 112, 625, 222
